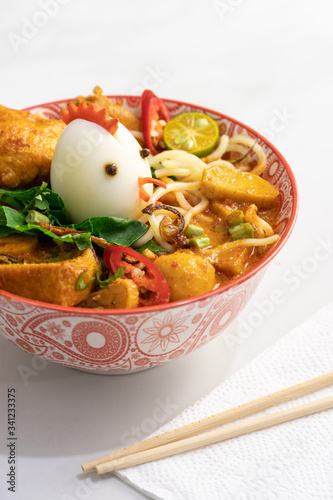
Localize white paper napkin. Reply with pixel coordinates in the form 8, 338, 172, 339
117, 301, 333, 500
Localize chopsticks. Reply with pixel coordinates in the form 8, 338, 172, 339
82, 371, 333, 474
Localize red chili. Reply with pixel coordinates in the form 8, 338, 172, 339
141, 89, 170, 156
103, 244, 170, 306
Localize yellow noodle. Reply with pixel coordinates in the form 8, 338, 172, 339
150, 150, 206, 168
228, 135, 267, 175
175, 191, 193, 210
162, 178, 198, 211
204, 134, 229, 162
162, 159, 194, 168
154, 167, 192, 179
148, 181, 201, 204
210, 234, 280, 252
237, 164, 252, 172
244, 204, 274, 238
132, 227, 155, 248
150, 181, 207, 226
147, 213, 175, 253
207, 159, 236, 170
225, 144, 249, 156
183, 190, 201, 205
136, 180, 208, 251
137, 136, 272, 254
150, 151, 206, 181
184, 196, 209, 226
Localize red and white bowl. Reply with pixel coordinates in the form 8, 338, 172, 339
0, 96, 298, 374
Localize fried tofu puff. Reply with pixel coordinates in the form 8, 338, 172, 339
72, 86, 141, 131
0, 105, 65, 189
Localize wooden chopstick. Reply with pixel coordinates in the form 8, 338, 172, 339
81, 371, 333, 472
95, 395, 333, 474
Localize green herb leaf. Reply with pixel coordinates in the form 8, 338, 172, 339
71, 232, 93, 251
96, 264, 125, 289
70, 217, 149, 247
0, 205, 26, 227
75, 270, 95, 291
33, 194, 49, 211
0, 185, 149, 250
21, 182, 49, 214
0, 195, 25, 211
0, 206, 92, 250
0, 183, 71, 225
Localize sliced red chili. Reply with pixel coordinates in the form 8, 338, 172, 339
141, 90, 170, 156
103, 244, 170, 306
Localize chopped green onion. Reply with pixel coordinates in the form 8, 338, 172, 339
25, 210, 50, 225
227, 210, 244, 227
228, 222, 254, 240
75, 270, 95, 291
188, 236, 211, 248
185, 224, 204, 238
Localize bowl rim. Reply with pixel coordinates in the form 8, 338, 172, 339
0, 95, 298, 315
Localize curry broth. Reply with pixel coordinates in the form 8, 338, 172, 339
191, 200, 279, 286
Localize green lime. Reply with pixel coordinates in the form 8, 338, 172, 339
163, 112, 220, 158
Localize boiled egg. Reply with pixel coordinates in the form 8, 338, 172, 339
50, 119, 152, 223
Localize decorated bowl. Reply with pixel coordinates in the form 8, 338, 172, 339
0, 96, 298, 374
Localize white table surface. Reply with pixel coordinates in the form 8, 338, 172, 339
0, 0, 332, 498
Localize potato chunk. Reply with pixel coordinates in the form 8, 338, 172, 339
154, 251, 215, 302
204, 245, 250, 277
201, 165, 279, 209
0, 105, 65, 189
88, 278, 139, 309
0, 248, 99, 306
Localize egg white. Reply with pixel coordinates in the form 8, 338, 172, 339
50, 119, 153, 223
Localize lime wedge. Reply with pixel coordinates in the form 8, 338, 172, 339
162, 112, 219, 158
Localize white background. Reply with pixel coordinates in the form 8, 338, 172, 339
0, 0, 333, 499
